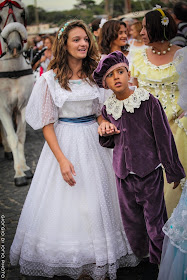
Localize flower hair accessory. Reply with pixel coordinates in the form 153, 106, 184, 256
153, 5, 169, 26
99, 18, 107, 29
58, 22, 71, 39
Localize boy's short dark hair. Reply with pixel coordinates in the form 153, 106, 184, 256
145, 10, 177, 42
173, 2, 187, 22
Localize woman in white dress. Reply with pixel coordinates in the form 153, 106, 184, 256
9, 20, 139, 279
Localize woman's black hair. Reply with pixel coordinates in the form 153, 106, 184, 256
145, 10, 177, 42
173, 2, 187, 22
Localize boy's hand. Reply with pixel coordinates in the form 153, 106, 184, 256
173, 181, 180, 189
98, 121, 120, 136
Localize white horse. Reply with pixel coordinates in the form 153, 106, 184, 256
0, 0, 35, 186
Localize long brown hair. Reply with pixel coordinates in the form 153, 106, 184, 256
98, 20, 127, 55
48, 20, 100, 91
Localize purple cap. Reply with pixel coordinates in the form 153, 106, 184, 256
93, 51, 129, 89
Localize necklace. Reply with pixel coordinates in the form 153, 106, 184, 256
151, 43, 172, 55
136, 39, 142, 43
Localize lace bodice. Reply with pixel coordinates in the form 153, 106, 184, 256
130, 49, 180, 119
26, 70, 109, 130
130, 48, 187, 136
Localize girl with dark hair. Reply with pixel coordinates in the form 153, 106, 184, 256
130, 6, 187, 218
98, 20, 129, 58
9, 20, 139, 279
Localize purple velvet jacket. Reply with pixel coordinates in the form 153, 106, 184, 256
100, 93, 185, 182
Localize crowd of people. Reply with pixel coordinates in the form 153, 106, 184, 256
10, 1, 187, 280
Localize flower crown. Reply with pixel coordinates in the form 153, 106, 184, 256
153, 5, 169, 26
58, 22, 71, 40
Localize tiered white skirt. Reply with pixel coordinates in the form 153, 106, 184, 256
10, 120, 139, 279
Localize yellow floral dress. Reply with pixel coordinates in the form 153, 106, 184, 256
130, 49, 187, 217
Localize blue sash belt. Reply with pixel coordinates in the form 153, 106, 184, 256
59, 114, 96, 123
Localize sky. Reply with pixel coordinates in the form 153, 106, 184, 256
22, 0, 101, 11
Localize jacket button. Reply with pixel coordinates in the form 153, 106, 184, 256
124, 146, 128, 150
123, 128, 126, 132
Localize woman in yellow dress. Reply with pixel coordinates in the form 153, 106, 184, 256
130, 6, 187, 217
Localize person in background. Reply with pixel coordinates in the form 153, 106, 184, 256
122, 18, 137, 43
128, 21, 146, 85
32, 36, 53, 74
98, 20, 129, 59
129, 22, 145, 50
35, 35, 44, 50
130, 6, 187, 218
171, 1, 187, 47
91, 18, 107, 43
40, 36, 54, 73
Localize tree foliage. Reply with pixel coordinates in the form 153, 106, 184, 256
26, 0, 170, 26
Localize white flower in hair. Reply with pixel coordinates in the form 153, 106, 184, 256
152, 5, 169, 26
99, 18, 107, 29
153, 4, 162, 10
161, 16, 169, 26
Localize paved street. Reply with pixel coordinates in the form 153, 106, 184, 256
0, 125, 146, 280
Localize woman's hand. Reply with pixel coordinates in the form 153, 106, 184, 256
98, 120, 120, 136
42, 124, 76, 187
59, 158, 76, 187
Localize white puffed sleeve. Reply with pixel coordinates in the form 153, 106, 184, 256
26, 76, 58, 130
94, 87, 113, 117
174, 47, 187, 111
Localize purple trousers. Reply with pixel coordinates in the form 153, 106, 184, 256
116, 167, 167, 264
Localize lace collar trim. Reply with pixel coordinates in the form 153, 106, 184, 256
104, 88, 150, 120
142, 49, 174, 70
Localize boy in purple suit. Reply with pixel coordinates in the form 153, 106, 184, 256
93, 51, 185, 279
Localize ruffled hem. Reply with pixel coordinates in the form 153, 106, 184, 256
158, 236, 187, 280
10, 250, 140, 279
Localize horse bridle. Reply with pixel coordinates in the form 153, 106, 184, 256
0, 1, 33, 77
0, 0, 27, 58
0, 0, 27, 29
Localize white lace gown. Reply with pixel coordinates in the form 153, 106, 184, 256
10, 70, 139, 279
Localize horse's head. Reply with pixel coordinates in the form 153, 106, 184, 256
0, 0, 27, 57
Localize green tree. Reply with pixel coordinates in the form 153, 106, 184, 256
74, 0, 96, 9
